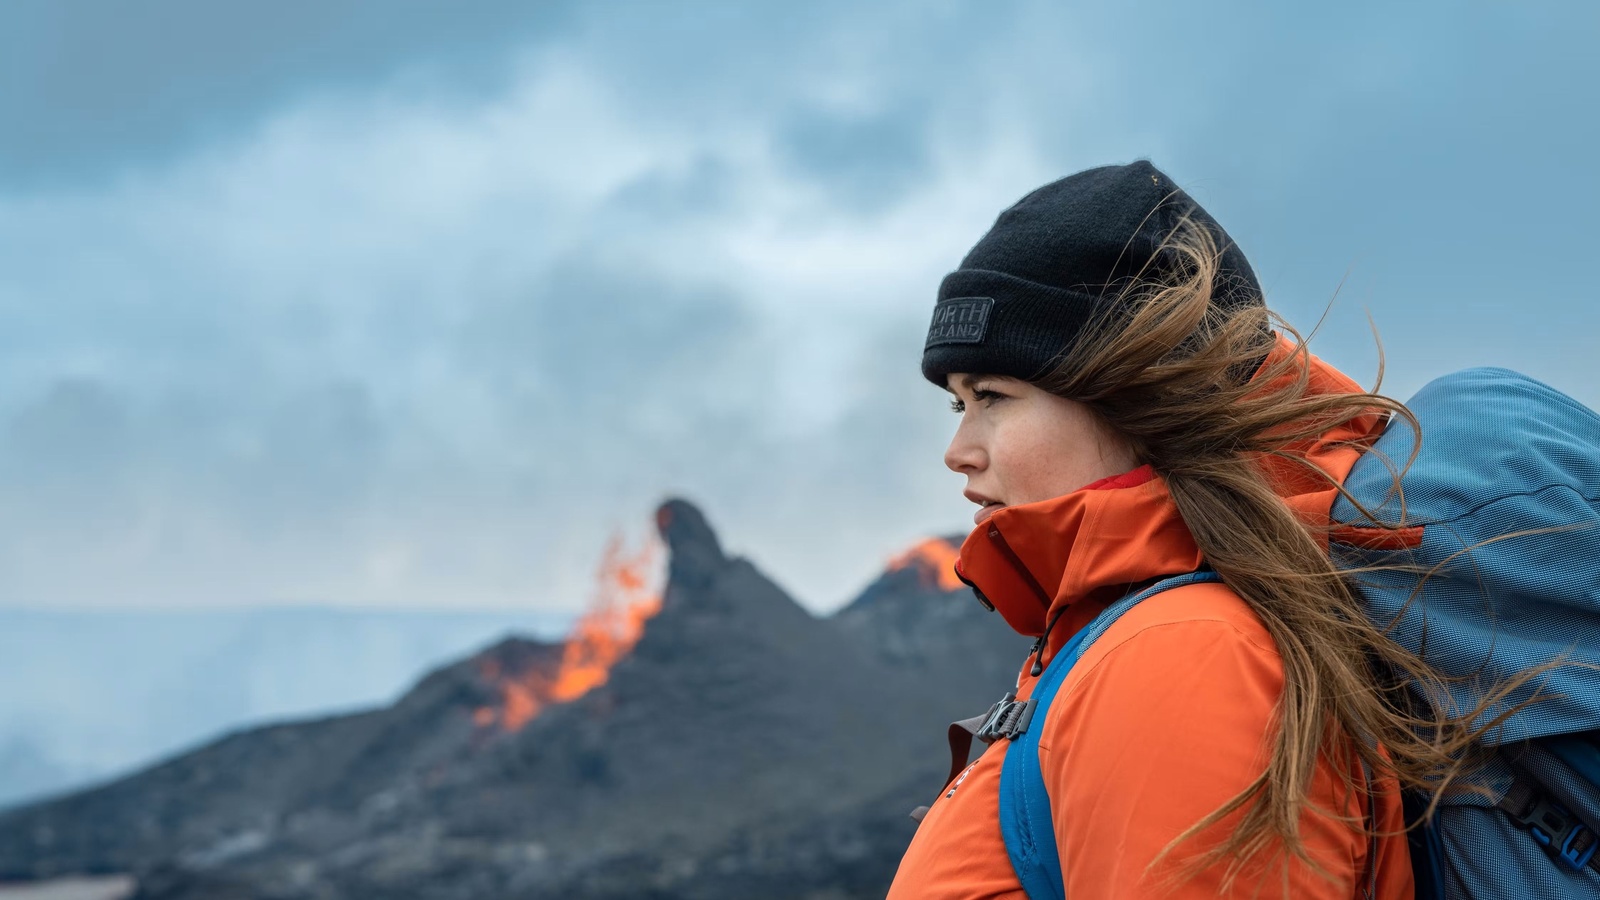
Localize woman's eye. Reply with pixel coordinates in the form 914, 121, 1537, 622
950, 390, 1003, 413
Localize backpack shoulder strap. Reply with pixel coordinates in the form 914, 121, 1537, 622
999, 571, 1223, 899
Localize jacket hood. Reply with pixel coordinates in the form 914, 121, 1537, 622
955, 336, 1385, 662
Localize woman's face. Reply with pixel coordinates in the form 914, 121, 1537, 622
944, 373, 1141, 525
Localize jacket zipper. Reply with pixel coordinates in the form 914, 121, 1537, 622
987, 524, 1061, 681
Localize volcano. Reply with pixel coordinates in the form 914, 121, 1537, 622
0, 500, 1025, 900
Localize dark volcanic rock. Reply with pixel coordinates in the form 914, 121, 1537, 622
833, 535, 1026, 691
0, 500, 1028, 899
0, 634, 565, 882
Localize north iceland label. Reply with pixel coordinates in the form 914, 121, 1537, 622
925, 296, 994, 347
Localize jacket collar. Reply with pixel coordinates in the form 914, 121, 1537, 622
954, 337, 1384, 662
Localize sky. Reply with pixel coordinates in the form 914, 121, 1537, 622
1, 0, 1596, 614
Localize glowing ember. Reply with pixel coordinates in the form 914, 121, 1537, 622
888, 537, 964, 592
474, 532, 664, 733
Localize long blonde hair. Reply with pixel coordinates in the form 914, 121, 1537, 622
1033, 218, 1545, 891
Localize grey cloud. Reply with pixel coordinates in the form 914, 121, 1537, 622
3, 378, 132, 483
0, 0, 582, 188
462, 257, 753, 402
606, 157, 742, 223
0, 0, 1596, 615
775, 103, 935, 213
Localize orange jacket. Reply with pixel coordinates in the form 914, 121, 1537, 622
888, 344, 1414, 899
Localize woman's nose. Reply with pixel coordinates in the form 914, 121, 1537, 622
944, 419, 986, 474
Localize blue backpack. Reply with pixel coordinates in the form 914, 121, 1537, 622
954, 368, 1600, 899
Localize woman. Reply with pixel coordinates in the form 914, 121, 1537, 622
886, 162, 1471, 898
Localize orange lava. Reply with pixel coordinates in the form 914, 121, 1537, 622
888, 537, 964, 592
474, 532, 663, 733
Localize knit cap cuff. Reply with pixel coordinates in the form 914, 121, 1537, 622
921, 269, 1111, 387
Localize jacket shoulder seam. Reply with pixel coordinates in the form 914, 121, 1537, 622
1058, 600, 1280, 713
1033, 614, 1280, 755
1094, 584, 1276, 657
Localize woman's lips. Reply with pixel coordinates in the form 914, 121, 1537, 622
974, 502, 1003, 525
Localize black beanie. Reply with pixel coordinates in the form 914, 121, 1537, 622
921, 160, 1263, 387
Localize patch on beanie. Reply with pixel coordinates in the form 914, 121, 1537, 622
925, 296, 994, 348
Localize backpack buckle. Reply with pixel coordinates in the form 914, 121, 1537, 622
975, 692, 1037, 743
1517, 797, 1598, 872
1560, 827, 1598, 873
